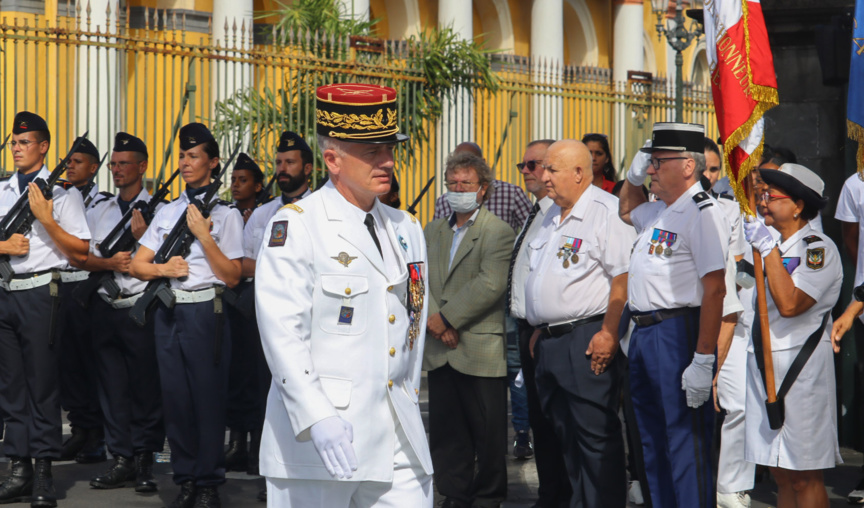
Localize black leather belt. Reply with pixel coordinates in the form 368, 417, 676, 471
540, 314, 604, 338
630, 307, 699, 327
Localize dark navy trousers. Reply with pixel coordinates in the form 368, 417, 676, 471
91, 297, 164, 458
629, 310, 714, 508
225, 294, 270, 433
58, 279, 104, 430
154, 301, 231, 487
534, 319, 626, 508
0, 285, 62, 458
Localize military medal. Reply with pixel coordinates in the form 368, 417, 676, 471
649, 238, 656, 255
406, 262, 425, 350
663, 230, 677, 257
557, 236, 582, 268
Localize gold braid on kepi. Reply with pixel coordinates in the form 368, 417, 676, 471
315, 83, 408, 144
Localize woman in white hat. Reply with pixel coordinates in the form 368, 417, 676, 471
743, 163, 840, 507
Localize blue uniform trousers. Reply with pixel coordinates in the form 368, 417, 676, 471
225, 293, 269, 433
91, 297, 164, 458
154, 300, 231, 487
629, 309, 714, 508
0, 284, 62, 458
58, 279, 104, 430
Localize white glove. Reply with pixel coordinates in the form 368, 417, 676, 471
681, 353, 714, 408
626, 140, 653, 186
514, 369, 524, 388
743, 216, 776, 257
309, 416, 358, 478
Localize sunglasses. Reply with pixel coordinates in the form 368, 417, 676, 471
516, 160, 543, 171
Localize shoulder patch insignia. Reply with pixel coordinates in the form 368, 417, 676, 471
802, 235, 823, 245
268, 220, 288, 247
280, 203, 304, 214
692, 191, 713, 210
806, 248, 825, 269
55, 180, 74, 190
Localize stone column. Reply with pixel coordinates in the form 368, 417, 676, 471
530, 0, 563, 141
612, 0, 644, 174
211, 0, 254, 146
336, 0, 370, 21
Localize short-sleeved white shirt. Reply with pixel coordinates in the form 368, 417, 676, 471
139, 190, 244, 291
0, 166, 91, 274
764, 224, 841, 351
628, 182, 730, 312
525, 185, 636, 326
86, 188, 163, 296
713, 193, 745, 317
510, 196, 554, 320
243, 189, 312, 260
835, 173, 864, 285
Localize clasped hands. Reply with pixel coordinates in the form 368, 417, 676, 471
427, 312, 458, 349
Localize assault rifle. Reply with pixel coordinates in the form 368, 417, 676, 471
79, 151, 110, 208
406, 176, 435, 216
255, 172, 278, 205
0, 134, 10, 177
72, 169, 181, 308
129, 142, 241, 327
0, 132, 89, 283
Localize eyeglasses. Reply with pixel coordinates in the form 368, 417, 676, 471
445, 180, 480, 191
9, 140, 35, 148
761, 192, 791, 203
516, 160, 542, 171
649, 157, 688, 170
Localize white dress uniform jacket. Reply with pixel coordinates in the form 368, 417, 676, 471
0, 166, 90, 273
86, 188, 164, 296
255, 181, 433, 482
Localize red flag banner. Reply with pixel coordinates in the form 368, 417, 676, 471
704, 0, 779, 213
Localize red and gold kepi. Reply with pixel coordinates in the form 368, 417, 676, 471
315, 83, 408, 144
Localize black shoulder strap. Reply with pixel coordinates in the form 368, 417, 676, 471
752, 312, 830, 401
692, 191, 713, 210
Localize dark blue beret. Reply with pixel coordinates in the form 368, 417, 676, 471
277, 131, 312, 154
75, 137, 100, 160
179, 123, 215, 151
113, 132, 148, 157
233, 152, 263, 180
12, 111, 48, 135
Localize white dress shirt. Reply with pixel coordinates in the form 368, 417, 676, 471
510, 196, 554, 319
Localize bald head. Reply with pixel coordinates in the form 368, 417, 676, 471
454, 142, 483, 159
541, 140, 593, 209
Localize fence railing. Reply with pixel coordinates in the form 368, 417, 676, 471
0, 4, 717, 224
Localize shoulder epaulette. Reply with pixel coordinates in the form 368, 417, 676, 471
55, 180, 75, 190
803, 235, 823, 245
98, 191, 114, 199
718, 193, 735, 201
216, 199, 235, 208
692, 191, 714, 210
91, 195, 112, 207
279, 203, 304, 214
0, 176, 10, 183
404, 210, 417, 223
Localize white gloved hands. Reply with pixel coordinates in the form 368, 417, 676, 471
309, 416, 358, 479
681, 353, 715, 408
626, 140, 653, 186
743, 216, 776, 257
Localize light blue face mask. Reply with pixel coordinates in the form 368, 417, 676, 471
446, 191, 480, 214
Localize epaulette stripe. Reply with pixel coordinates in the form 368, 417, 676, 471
803, 235, 823, 244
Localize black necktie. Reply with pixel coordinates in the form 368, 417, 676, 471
506, 202, 541, 315
364, 213, 383, 258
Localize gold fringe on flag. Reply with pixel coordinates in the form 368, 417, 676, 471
849, 119, 864, 180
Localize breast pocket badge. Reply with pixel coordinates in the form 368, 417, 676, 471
338, 305, 354, 325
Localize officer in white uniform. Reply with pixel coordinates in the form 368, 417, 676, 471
743, 164, 841, 506
255, 83, 433, 507
82, 132, 164, 492
524, 139, 635, 507
0, 111, 91, 507
131, 123, 244, 508
618, 122, 729, 508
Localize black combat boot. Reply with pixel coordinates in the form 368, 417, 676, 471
223, 430, 247, 472
89, 455, 135, 489
75, 427, 107, 464
0, 457, 33, 503
30, 459, 56, 508
193, 486, 221, 508
134, 452, 158, 493
59, 426, 87, 461
167, 480, 196, 508
247, 428, 261, 476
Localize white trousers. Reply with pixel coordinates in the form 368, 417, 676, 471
266, 418, 433, 508
717, 333, 755, 494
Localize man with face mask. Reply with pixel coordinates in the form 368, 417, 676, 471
423, 151, 515, 508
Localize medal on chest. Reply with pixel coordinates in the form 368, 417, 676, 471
649, 228, 677, 257
406, 262, 425, 350
556, 236, 582, 268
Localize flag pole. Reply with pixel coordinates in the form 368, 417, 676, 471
746, 177, 777, 405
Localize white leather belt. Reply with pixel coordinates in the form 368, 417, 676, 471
99, 291, 143, 309
173, 288, 216, 304
0, 272, 53, 292
60, 270, 89, 283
